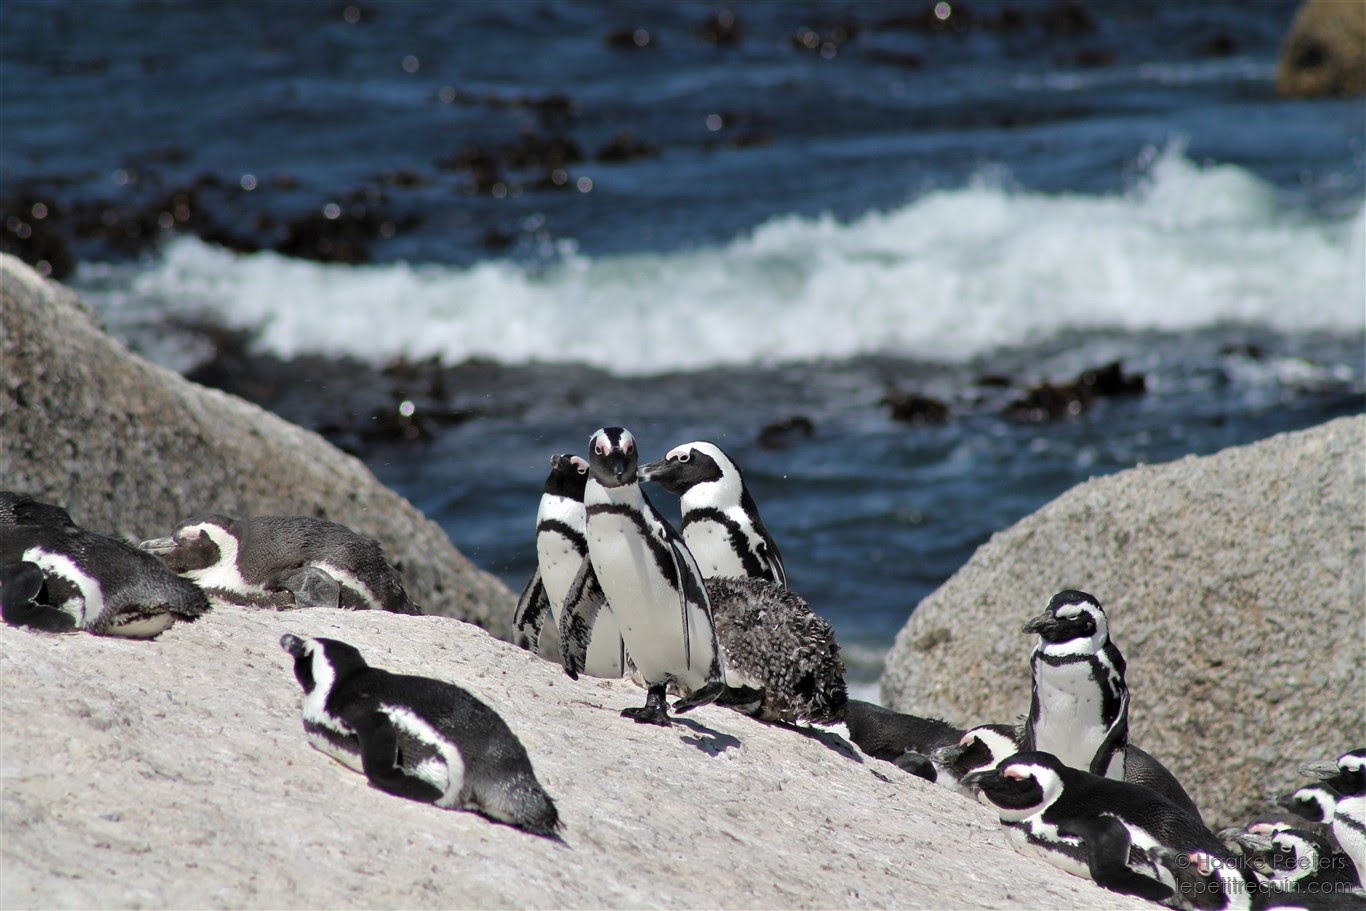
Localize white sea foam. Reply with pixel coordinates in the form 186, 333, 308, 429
82, 146, 1365, 375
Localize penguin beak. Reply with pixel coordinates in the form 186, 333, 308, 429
1218, 829, 1274, 856
930, 743, 965, 767
139, 536, 178, 556
636, 458, 667, 482
1021, 610, 1057, 636
280, 633, 306, 657
1296, 760, 1340, 780
959, 769, 998, 792
607, 452, 633, 484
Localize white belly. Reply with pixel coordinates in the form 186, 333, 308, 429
1033, 659, 1111, 773
683, 521, 748, 579
588, 514, 711, 690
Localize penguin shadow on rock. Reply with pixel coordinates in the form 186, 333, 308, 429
140, 513, 422, 614
1, 491, 210, 638
279, 633, 564, 840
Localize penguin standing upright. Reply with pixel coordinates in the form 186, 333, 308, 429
1022, 590, 1130, 781
964, 751, 1241, 905
512, 454, 625, 678
560, 427, 724, 725
1302, 750, 1366, 886
141, 514, 421, 614
279, 633, 560, 836
638, 441, 786, 585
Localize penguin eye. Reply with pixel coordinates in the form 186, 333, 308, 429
575, 464, 587, 475
676, 453, 689, 463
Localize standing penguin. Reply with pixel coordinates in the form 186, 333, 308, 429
561, 427, 724, 725
963, 751, 1239, 905
1022, 590, 1130, 781
279, 633, 560, 836
638, 441, 786, 585
1302, 750, 1366, 886
141, 514, 420, 614
512, 454, 625, 678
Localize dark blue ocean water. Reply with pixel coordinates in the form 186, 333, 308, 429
3, 0, 1362, 695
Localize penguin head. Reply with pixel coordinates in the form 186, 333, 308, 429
544, 454, 590, 502
638, 441, 739, 502
1335, 749, 1366, 795
962, 751, 1065, 821
1022, 589, 1110, 655
586, 427, 638, 488
930, 724, 1019, 782
280, 633, 369, 698
1277, 784, 1337, 823
140, 514, 240, 575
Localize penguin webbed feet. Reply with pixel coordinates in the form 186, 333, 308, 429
621, 684, 672, 726
671, 680, 726, 715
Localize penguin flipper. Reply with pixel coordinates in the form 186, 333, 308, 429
672, 680, 725, 714
1055, 815, 1174, 903
1, 562, 76, 632
512, 569, 551, 651
559, 558, 607, 681
280, 566, 342, 609
352, 710, 444, 805
893, 750, 938, 782
1089, 684, 1131, 778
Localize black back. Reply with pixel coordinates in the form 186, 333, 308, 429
0, 492, 76, 528
844, 699, 963, 762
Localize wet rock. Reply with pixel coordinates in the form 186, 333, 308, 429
1038, 0, 1097, 35
605, 26, 654, 49
1003, 360, 1145, 422
1276, 0, 1366, 97
756, 415, 816, 450
595, 130, 660, 163
699, 10, 744, 47
864, 48, 926, 69
273, 197, 421, 264
881, 388, 951, 425
501, 130, 584, 172
0, 196, 76, 281
876, 3, 974, 33
1200, 33, 1238, 58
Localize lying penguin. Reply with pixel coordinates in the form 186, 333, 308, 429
142, 514, 421, 614
280, 633, 560, 837
2, 500, 210, 638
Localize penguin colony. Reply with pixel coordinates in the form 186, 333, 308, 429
3, 421, 1363, 909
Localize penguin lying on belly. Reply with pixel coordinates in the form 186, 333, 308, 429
280, 633, 560, 837
141, 514, 421, 614
2, 495, 210, 638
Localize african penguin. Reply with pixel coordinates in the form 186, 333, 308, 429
0, 491, 76, 528
930, 723, 1024, 795
1, 523, 210, 637
561, 427, 724, 725
1280, 784, 1341, 826
1303, 751, 1366, 888
1234, 826, 1362, 895
827, 699, 968, 782
279, 633, 560, 836
512, 454, 625, 678
703, 575, 846, 725
638, 440, 786, 585
963, 751, 1241, 906
141, 514, 421, 614
1023, 589, 1130, 782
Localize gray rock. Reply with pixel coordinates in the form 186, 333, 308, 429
1276, 0, 1366, 98
0, 606, 1154, 910
0, 253, 514, 632
882, 415, 1366, 829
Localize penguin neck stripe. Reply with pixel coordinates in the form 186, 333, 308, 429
680, 508, 770, 580
536, 518, 587, 551
586, 503, 682, 589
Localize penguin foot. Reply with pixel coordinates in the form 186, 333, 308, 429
622, 683, 671, 725
672, 681, 726, 715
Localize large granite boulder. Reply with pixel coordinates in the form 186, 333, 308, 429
0, 253, 513, 632
0, 606, 1153, 910
882, 416, 1365, 828
1276, 0, 1366, 97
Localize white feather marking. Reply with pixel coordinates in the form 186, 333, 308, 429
21, 548, 100, 626
314, 560, 383, 609
177, 523, 267, 596
381, 704, 465, 808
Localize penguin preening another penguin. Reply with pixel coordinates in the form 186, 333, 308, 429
1, 518, 210, 638
1023, 590, 1130, 782
141, 514, 421, 614
964, 751, 1239, 906
560, 427, 724, 725
638, 441, 786, 585
513, 454, 626, 678
280, 633, 560, 837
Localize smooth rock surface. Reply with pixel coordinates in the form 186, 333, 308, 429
1276, 0, 1366, 97
0, 606, 1154, 910
882, 415, 1366, 829
0, 253, 513, 632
